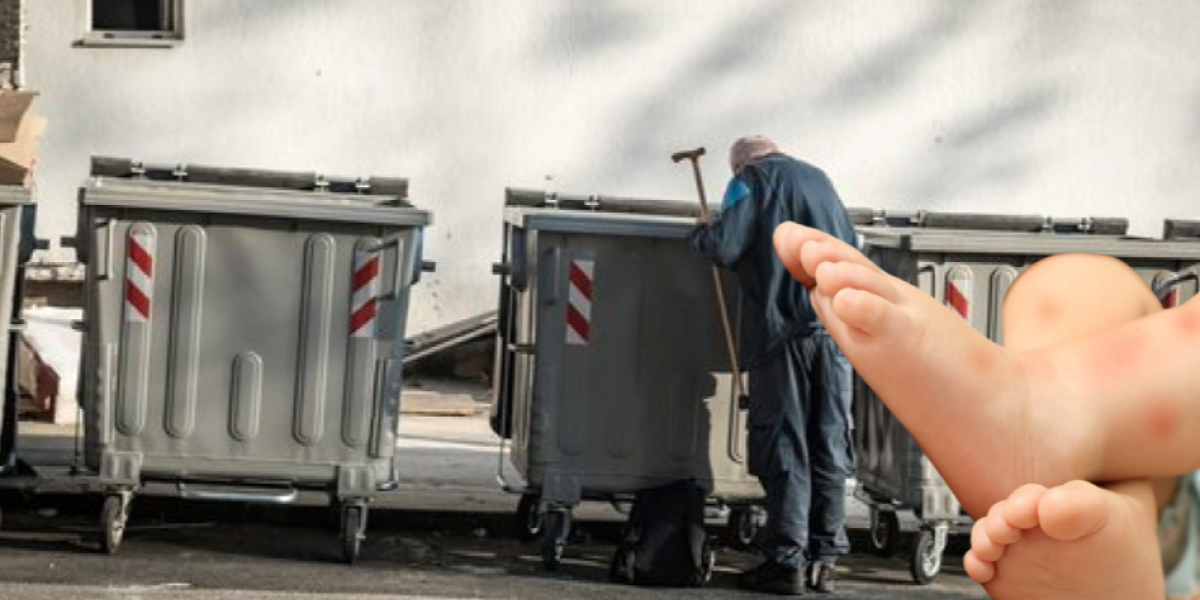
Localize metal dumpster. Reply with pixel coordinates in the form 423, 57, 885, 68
0, 185, 39, 480
74, 158, 431, 562
854, 213, 1200, 584
491, 188, 764, 569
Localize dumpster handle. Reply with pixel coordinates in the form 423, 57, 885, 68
369, 235, 413, 299
496, 436, 515, 491
1155, 270, 1198, 304
543, 246, 562, 305
495, 436, 532, 494
95, 219, 116, 281
177, 483, 298, 504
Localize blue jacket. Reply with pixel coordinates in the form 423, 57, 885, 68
690, 153, 857, 369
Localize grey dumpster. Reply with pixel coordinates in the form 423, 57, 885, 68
491, 189, 764, 569
854, 214, 1200, 584
75, 158, 430, 562
0, 185, 34, 484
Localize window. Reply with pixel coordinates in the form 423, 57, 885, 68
81, 0, 183, 47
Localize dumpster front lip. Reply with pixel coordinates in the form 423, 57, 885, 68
860, 227, 1200, 260
504, 206, 697, 240
0, 185, 32, 206
82, 179, 431, 227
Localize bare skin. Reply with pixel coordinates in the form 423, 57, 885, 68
962, 252, 1168, 599
771, 222, 1200, 519
966, 480, 1163, 599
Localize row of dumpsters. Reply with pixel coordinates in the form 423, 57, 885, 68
1, 158, 1197, 583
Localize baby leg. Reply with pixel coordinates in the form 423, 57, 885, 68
773, 223, 1200, 515
966, 480, 1163, 600
772, 223, 1086, 516
965, 252, 1170, 599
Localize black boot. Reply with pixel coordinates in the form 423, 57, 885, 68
738, 561, 805, 596
807, 561, 837, 593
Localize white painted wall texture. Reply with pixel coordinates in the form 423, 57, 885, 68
23, 1, 1200, 332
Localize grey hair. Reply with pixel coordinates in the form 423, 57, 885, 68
729, 135, 779, 174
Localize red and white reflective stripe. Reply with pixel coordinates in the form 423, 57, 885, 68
1161, 285, 1180, 309
944, 267, 972, 321
1161, 288, 1180, 309
566, 259, 594, 346
124, 229, 155, 322
349, 250, 381, 337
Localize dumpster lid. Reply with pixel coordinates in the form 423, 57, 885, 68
507, 187, 876, 225
506, 187, 703, 218
0, 184, 31, 206
91, 157, 409, 198
82, 177, 430, 227
1164, 219, 1200, 241
505, 205, 701, 240
861, 228, 1200, 260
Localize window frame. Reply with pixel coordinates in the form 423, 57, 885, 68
77, 0, 184, 48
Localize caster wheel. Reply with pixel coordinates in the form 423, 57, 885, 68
910, 528, 942, 585
541, 508, 571, 571
869, 507, 901, 557
725, 505, 763, 550
515, 493, 543, 541
100, 495, 129, 555
609, 546, 637, 583
340, 504, 367, 564
696, 538, 716, 586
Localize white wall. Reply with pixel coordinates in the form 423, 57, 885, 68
24, 0, 1200, 331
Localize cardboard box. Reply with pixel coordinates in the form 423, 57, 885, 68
0, 110, 46, 186
0, 89, 43, 185
0, 90, 38, 143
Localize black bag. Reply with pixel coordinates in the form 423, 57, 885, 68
609, 479, 715, 587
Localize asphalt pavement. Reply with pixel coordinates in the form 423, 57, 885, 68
0, 385, 988, 600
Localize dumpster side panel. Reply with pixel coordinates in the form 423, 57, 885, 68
507, 226, 540, 481
84, 206, 420, 488
506, 215, 758, 501
0, 196, 27, 467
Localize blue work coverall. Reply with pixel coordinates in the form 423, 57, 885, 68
690, 153, 858, 568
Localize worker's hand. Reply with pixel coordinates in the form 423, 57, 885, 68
696, 213, 713, 225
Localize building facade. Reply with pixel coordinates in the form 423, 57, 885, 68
18, 1, 1200, 332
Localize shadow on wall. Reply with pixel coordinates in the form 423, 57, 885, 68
903, 86, 1055, 206
568, 0, 811, 188
528, 1, 1074, 210
96, 1, 1074, 209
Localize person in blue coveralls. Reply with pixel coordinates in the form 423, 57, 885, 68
690, 135, 858, 595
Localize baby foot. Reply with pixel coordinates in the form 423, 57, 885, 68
965, 480, 1163, 600
772, 223, 1095, 517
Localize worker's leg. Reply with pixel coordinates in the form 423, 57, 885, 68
739, 341, 809, 595
803, 331, 852, 564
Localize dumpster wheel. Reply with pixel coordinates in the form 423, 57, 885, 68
725, 505, 764, 550
515, 493, 543, 541
100, 494, 130, 555
697, 537, 716, 586
869, 507, 901, 557
910, 528, 942, 585
608, 546, 637, 583
541, 508, 571, 571
340, 504, 368, 564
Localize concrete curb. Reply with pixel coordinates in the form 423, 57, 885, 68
400, 391, 482, 416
